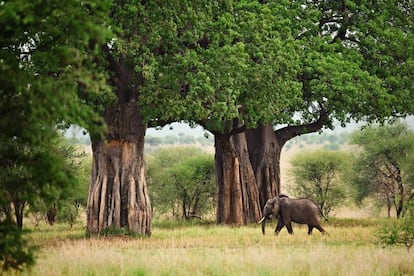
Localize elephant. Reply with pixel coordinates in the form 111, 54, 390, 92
258, 195, 326, 235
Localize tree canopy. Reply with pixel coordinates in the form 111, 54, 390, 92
134, 0, 414, 132
133, 1, 301, 133
0, 0, 112, 270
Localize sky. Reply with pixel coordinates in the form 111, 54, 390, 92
66, 116, 414, 139
147, 116, 414, 137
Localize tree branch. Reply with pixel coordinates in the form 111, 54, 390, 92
102, 44, 121, 75
275, 110, 330, 147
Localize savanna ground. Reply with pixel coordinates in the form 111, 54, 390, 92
13, 217, 414, 276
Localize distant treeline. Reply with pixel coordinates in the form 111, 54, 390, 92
66, 133, 214, 147
285, 131, 351, 151
146, 133, 213, 147
67, 131, 349, 150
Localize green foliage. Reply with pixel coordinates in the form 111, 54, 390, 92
0, 0, 112, 271
135, 1, 302, 132
403, 145, 414, 193
289, 149, 351, 217
29, 143, 91, 226
0, 222, 35, 272
296, 1, 414, 124
56, 153, 91, 225
349, 121, 414, 217
146, 147, 215, 219
115, 0, 414, 138
379, 202, 414, 252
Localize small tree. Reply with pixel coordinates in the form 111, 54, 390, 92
350, 122, 414, 218
146, 147, 215, 219
289, 149, 350, 218
27, 140, 88, 227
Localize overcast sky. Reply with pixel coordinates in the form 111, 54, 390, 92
147, 116, 414, 137
66, 116, 414, 139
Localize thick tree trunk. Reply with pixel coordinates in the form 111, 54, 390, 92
87, 101, 152, 236
246, 124, 282, 208
215, 132, 261, 224
247, 113, 329, 209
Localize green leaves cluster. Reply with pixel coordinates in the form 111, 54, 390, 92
108, 1, 414, 136
29, 143, 91, 226
146, 147, 215, 219
134, 1, 302, 132
0, 223, 34, 272
379, 202, 414, 252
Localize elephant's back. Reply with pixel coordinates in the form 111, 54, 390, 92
285, 198, 321, 224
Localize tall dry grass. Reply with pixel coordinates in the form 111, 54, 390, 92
17, 220, 414, 276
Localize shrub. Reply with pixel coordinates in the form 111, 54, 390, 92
379, 203, 414, 251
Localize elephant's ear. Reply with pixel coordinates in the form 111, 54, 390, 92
270, 197, 279, 213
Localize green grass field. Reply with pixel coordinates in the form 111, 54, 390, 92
18, 219, 414, 275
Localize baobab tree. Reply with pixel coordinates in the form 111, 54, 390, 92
246, 0, 414, 207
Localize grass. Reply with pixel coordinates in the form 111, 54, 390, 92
13, 219, 414, 276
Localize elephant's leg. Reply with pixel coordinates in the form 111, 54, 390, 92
274, 219, 284, 235
285, 221, 294, 235
308, 225, 313, 235
315, 225, 326, 234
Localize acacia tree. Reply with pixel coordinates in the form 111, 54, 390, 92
289, 150, 350, 218
246, 0, 414, 207
350, 122, 414, 218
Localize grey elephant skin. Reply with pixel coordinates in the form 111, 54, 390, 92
258, 195, 326, 235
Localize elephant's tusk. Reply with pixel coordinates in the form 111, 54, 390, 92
257, 217, 266, 224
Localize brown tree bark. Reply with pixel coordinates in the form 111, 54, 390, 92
246, 125, 281, 208
215, 131, 261, 225
87, 102, 151, 235
247, 112, 330, 208
86, 53, 151, 236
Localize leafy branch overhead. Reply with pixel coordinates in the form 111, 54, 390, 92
130, 1, 414, 134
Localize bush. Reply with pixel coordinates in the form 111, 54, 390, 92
379, 203, 414, 251
146, 147, 216, 220
0, 221, 35, 271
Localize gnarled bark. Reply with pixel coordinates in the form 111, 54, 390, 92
87, 103, 151, 236
246, 125, 281, 208
215, 131, 261, 225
